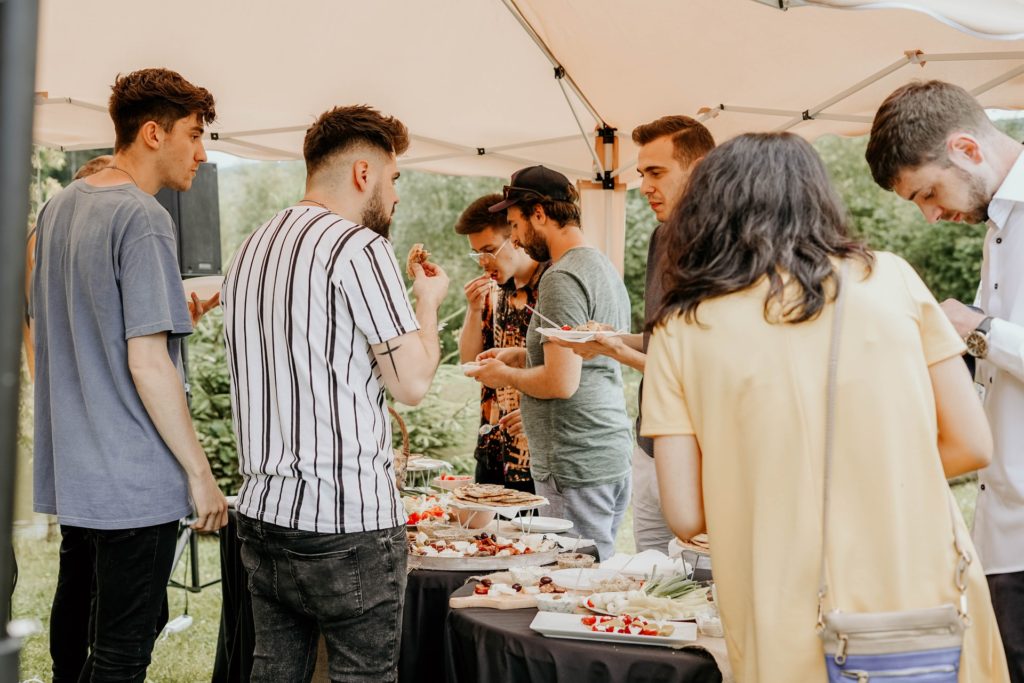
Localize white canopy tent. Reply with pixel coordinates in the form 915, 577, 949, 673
29, 0, 1024, 270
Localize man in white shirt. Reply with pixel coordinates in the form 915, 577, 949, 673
867, 79, 1024, 682
221, 105, 449, 682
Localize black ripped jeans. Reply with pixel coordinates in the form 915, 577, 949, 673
50, 521, 176, 683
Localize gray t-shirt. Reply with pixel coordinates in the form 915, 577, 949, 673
32, 181, 194, 530
520, 247, 633, 488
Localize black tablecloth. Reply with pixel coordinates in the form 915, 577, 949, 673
399, 568, 478, 681
212, 511, 253, 683
444, 585, 723, 683
214, 511, 601, 683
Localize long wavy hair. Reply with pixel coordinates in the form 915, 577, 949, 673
649, 133, 873, 330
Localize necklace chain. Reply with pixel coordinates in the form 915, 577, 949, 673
107, 165, 138, 187
300, 198, 330, 211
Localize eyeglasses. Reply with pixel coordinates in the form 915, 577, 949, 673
467, 238, 510, 264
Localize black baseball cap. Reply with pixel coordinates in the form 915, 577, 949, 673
488, 165, 574, 213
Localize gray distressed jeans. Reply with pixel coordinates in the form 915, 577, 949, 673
237, 515, 407, 683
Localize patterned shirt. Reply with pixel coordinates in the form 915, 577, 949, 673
476, 263, 548, 484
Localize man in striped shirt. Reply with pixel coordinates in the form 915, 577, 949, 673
222, 105, 449, 682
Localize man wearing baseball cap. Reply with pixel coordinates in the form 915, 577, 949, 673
467, 166, 633, 560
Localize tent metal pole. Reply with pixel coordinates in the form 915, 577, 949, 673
0, 0, 39, 681
499, 0, 607, 128
774, 53, 912, 131
717, 104, 872, 123
35, 96, 106, 113
486, 134, 583, 153
971, 64, 1024, 97
556, 77, 605, 175
914, 51, 1024, 63
403, 134, 597, 170
487, 151, 590, 179
214, 136, 301, 160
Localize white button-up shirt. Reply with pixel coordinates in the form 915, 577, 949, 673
973, 148, 1024, 574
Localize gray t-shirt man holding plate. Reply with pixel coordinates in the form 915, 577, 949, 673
467, 166, 632, 560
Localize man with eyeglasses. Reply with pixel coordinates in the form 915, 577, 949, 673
456, 194, 546, 492
467, 167, 632, 560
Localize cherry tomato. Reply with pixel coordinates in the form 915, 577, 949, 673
581, 616, 596, 626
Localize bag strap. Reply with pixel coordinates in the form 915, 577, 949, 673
815, 260, 973, 630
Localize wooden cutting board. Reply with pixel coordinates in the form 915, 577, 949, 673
449, 593, 538, 610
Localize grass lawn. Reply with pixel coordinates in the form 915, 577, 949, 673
13, 529, 223, 683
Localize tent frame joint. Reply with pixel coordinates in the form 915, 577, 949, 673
553, 65, 566, 80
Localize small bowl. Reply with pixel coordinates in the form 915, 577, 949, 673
556, 552, 595, 569
431, 475, 474, 491
536, 593, 579, 613
454, 508, 496, 529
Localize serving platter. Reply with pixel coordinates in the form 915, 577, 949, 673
408, 547, 560, 571
510, 516, 573, 533
529, 612, 698, 649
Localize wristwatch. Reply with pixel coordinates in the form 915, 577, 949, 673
965, 316, 994, 359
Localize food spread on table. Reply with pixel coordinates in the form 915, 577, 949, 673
409, 531, 558, 559
452, 483, 547, 508
403, 493, 452, 526
580, 614, 676, 637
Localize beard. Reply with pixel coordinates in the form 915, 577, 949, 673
520, 221, 551, 262
953, 165, 992, 224
361, 183, 394, 238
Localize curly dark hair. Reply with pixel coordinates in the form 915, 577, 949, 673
304, 105, 410, 175
516, 184, 581, 227
649, 132, 873, 330
108, 68, 216, 152
866, 80, 990, 190
455, 194, 508, 235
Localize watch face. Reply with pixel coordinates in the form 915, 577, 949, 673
966, 330, 989, 359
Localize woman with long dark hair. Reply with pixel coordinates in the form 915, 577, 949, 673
641, 133, 1007, 682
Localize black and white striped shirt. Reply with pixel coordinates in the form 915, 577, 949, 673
222, 206, 417, 533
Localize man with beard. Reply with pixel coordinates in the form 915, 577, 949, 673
550, 116, 714, 553
867, 80, 1024, 681
456, 194, 545, 492
221, 105, 449, 682
467, 166, 632, 560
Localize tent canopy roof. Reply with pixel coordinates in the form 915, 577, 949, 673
33, 0, 1024, 183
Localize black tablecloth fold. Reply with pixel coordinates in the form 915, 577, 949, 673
444, 585, 723, 683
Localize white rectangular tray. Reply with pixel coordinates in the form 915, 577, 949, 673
530, 611, 698, 649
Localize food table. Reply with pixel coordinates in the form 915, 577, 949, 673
444, 584, 724, 683
213, 509, 600, 683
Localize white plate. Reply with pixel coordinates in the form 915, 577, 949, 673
547, 568, 621, 592
529, 611, 697, 649
536, 327, 626, 343
510, 516, 573, 533
581, 591, 709, 622
405, 457, 453, 472
181, 275, 224, 302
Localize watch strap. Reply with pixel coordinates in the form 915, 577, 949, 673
976, 316, 993, 335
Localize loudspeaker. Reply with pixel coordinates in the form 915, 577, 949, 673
155, 162, 222, 277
